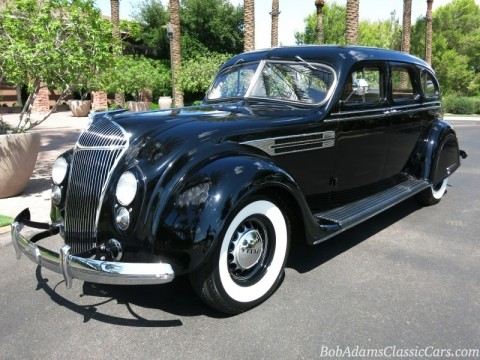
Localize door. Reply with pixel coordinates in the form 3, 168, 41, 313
383, 62, 429, 178
326, 61, 390, 205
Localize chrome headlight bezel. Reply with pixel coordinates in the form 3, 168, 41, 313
52, 157, 68, 185
115, 171, 138, 206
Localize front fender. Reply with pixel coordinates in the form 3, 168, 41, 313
153, 155, 308, 273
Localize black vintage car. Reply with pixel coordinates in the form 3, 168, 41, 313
12, 46, 465, 314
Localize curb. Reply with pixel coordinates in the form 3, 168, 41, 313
444, 115, 480, 122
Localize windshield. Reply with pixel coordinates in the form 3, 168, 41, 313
206, 60, 336, 105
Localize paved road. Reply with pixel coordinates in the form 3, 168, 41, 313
1, 121, 479, 359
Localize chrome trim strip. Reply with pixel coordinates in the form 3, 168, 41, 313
241, 130, 335, 156
329, 102, 441, 117
325, 105, 441, 123
245, 60, 266, 97
11, 220, 175, 286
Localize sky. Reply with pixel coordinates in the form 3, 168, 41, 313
95, 0, 479, 49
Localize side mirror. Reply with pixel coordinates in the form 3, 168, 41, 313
353, 78, 369, 96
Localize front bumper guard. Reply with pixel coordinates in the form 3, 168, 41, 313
11, 209, 175, 288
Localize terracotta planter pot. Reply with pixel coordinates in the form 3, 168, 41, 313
0, 132, 41, 198
126, 101, 150, 112
158, 96, 172, 109
69, 100, 91, 117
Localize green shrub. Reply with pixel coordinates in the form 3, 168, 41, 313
443, 96, 480, 114
0, 118, 12, 135
0, 214, 13, 227
178, 52, 230, 94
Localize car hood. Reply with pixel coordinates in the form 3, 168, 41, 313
107, 103, 320, 152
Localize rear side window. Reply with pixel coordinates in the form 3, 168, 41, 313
391, 66, 417, 102
340, 66, 383, 106
420, 71, 439, 100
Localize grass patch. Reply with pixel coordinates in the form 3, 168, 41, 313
0, 215, 13, 227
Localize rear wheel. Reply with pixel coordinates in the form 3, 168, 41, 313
190, 197, 290, 314
416, 177, 448, 206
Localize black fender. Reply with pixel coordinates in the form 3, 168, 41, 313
151, 154, 315, 274
407, 119, 461, 184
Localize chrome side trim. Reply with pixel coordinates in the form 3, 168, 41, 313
241, 131, 335, 156
11, 220, 175, 287
325, 105, 442, 123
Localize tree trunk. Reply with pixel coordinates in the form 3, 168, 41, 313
110, 0, 125, 107
315, 0, 325, 44
345, 0, 359, 45
169, 0, 184, 107
270, 0, 280, 47
401, 0, 412, 53
110, 0, 120, 40
425, 0, 433, 65
244, 0, 255, 51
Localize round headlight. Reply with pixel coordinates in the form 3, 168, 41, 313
115, 171, 137, 206
52, 157, 68, 185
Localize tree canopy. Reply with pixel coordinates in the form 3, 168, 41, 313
0, 0, 114, 130
295, 0, 480, 97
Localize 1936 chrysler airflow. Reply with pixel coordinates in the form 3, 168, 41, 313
11, 46, 466, 314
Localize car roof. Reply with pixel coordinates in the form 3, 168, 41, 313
220, 45, 432, 72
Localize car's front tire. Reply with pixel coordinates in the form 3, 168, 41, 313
190, 197, 290, 315
416, 177, 448, 206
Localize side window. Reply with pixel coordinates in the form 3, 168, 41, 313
340, 66, 383, 107
420, 71, 439, 100
391, 66, 417, 102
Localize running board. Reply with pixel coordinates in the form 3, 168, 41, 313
313, 178, 430, 243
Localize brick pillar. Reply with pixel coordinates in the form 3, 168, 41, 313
91, 91, 108, 111
31, 85, 50, 113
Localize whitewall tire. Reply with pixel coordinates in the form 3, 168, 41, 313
416, 177, 449, 206
190, 197, 290, 314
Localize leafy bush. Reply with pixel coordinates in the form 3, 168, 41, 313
0, 117, 12, 135
443, 96, 480, 114
105, 55, 171, 101
178, 52, 230, 94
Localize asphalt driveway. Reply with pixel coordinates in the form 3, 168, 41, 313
0, 120, 478, 359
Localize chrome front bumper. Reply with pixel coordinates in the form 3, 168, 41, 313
11, 209, 175, 288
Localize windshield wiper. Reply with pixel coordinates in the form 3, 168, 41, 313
294, 56, 318, 71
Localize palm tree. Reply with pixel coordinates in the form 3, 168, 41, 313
110, 0, 124, 107
425, 0, 433, 65
401, 0, 412, 53
111, 0, 120, 40
270, 0, 280, 47
169, 0, 183, 107
315, 0, 325, 44
345, 0, 359, 44
244, 0, 255, 51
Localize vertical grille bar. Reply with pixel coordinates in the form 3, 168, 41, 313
64, 118, 128, 255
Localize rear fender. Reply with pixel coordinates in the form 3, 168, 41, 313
407, 120, 461, 183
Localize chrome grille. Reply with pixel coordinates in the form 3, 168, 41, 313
64, 118, 128, 255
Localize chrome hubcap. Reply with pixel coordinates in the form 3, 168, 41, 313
231, 229, 264, 270
228, 220, 267, 275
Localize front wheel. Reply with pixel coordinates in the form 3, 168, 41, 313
416, 177, 448, 206
190, 198, 290, 314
